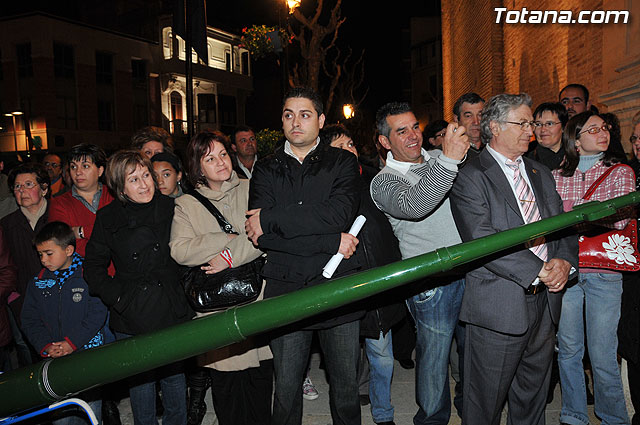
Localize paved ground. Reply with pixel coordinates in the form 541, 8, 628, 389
115, 353, 635, 425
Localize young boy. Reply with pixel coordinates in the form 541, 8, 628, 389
20, 221, 108, 423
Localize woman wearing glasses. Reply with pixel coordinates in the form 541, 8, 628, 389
552, 111, 634, 425
527, 102, 568, 171
0, 163, 51, 367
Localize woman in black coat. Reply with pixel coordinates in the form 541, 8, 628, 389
84, 150, 192, 425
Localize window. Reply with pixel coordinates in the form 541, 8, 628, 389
241, 51, 250, 76
132, 59, 148, 130
162, 27, 173, 59
16, 43, 33, 78
97, 100, 114, 131
54, 43, 75, 79
56, 95, 77, 129
96, 51, 113, 85
170, 91, 184, 134
218, 95, 236, 126
132, 59, 146, 86
197, 94, 216, 123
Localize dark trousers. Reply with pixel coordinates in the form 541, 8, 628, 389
270, 320, 361, 425
392, 310, 416, 362
209, 359, 273, 425
462, 292, 554, 425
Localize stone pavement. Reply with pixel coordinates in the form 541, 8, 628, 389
116, 353, 636, 425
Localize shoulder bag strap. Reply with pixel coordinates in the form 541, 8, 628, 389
582, 163, 625, 200
187, 189, 239, 235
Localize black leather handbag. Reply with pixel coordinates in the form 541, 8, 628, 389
181, 189, 264, 312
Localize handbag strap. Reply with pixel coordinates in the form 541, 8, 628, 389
188, 189, 239, 235
582, 163, 626, 200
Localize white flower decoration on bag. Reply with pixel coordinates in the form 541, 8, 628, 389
602, 233, 637, 266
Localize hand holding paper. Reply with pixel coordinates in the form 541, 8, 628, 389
322, 215, 367, 279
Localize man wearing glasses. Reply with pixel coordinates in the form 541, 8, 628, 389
42, 153, 65, 197
450, 93, 577, 425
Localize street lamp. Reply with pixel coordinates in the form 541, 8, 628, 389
286, 0, 300, 13
343, 104, 354, 120
4, 111, 23, 152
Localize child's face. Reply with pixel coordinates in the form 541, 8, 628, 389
36, 241, 74, 272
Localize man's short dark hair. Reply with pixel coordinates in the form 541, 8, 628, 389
320, 124, 352, 145
34, 221, 76, 249
533, 102, 569, 128
453, 92, 485, 120
231, 125, 255, 145
423, 120, 449, 140
131, 126, 174, 151
282, 87, 324, 116
559, 84, 590, 103
376, 102, 413, 138
67, 143, 107, 169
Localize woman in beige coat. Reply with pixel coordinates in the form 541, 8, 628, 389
169, 130, 272, 425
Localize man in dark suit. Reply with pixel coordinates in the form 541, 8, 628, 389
450, 93, 578, 425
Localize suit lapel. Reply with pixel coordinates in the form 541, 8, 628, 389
479, 149, 522, 219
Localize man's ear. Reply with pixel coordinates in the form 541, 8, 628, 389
231, 144, 237, 153
490, 120, 501, 137
97, 166, 105, 178
65, 245, 75, 257
318, 113, 326, 129
378, 134, 392, 150
453, 115, 459, 124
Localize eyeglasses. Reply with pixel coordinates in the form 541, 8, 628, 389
12, 181, 38, 191
503, 121, 536, 131
533, 121, 561, 128
434, 131, 446, 138
630, 135, 639, 143
579, 124, 611, 135
43, 162, 60, 168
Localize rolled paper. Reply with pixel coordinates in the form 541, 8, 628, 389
322, 215, 367, 279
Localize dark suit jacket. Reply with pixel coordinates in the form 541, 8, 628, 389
450, 148, 578, 335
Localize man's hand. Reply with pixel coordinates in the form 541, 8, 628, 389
538, 258, 572, 293
338, 233, 359, 259
201, 254, 230, 274
245, 209, 263, 244
441, 123, 470, 161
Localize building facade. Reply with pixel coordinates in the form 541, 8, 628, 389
0, 12, 251, 154
441, 0, 640, 152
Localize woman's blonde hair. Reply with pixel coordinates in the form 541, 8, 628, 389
106, 150, 158, 202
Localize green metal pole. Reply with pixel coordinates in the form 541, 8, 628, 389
1, 192, 639, 416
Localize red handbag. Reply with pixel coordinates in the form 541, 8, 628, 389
578, 164, 639, 271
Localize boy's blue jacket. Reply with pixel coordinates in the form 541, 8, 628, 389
20, 259, 108, 357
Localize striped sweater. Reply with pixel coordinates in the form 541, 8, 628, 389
370, 149, 462, 259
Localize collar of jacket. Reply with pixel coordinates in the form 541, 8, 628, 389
195, 172, 241, 202
101, 193, 173, 231
274, 141, 327, 167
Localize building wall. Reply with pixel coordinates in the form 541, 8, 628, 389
441, 0, 639, 152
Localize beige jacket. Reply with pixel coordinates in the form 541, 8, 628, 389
170, 173, 272, 371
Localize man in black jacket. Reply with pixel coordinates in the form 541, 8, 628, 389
246, 87, 362, 425
322, 123, 405, 425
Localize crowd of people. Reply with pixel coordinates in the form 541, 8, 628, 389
0, 83, 639, 425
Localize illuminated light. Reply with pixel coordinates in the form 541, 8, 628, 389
343, 104, 354, 119
287, 0, 301, 13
